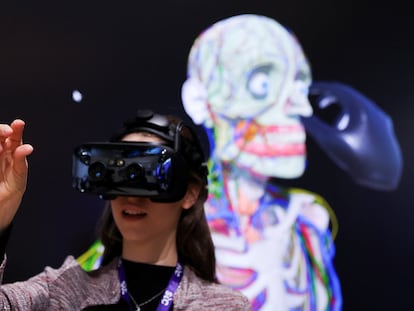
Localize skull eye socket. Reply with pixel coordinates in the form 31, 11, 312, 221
246, 64, 273, 99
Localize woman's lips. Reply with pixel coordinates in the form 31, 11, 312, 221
122, 208, 147, 219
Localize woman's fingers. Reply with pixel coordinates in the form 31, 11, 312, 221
7, 119, 26, 149
0, 124, 13, 152
13, 144, 34, 174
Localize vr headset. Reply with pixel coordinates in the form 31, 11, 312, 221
72, 110, 206, 202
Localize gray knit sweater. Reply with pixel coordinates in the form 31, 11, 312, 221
0, 255, 251, 310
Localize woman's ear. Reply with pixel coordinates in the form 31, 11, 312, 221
182, 183, 201, 209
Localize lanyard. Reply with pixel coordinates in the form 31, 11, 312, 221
117, 258, 184, 311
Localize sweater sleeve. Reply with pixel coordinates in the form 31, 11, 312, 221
0, 256, 78, 310
0, 258, 52, 310
0, 256, 120, 310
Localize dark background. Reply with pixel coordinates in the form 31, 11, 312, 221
1, 1, 412, 310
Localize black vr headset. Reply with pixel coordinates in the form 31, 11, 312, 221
72, 110, 207, 202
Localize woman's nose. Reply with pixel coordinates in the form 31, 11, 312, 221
125, 196, 150, 204
114, 195, 150, 205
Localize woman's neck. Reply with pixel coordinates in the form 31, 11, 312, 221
121, 234, 178, 266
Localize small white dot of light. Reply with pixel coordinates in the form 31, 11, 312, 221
72, 90, 83, 103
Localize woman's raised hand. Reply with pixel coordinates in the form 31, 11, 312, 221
0, 119, 33, 230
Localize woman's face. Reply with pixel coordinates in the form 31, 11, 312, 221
110, 132, 194, 244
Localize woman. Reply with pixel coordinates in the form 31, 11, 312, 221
0, 111, 251, 310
